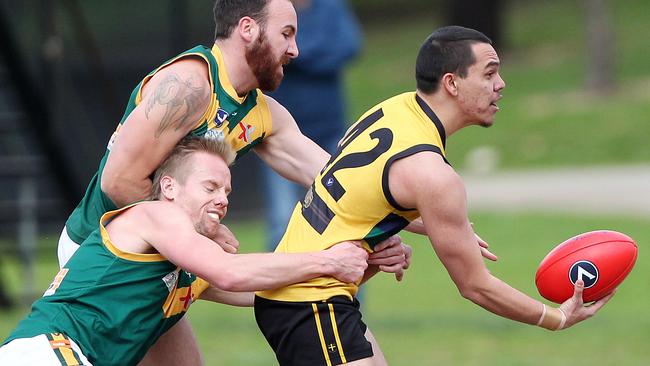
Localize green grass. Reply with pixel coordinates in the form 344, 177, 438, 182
346, 0, 650, 170
1, 213, 648, 365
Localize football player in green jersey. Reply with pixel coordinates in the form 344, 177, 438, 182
1, 137, 372, 366
56, 1, 412, 365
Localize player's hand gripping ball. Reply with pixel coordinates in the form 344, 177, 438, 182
535, 230, 637, 303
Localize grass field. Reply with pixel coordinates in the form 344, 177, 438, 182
1, 212, 648, 365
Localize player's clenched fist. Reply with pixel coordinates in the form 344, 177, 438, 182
323, 241, 369, 283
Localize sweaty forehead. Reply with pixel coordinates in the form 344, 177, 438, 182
471, 43, 500, 68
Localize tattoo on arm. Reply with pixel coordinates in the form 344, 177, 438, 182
145, 73, 208, 138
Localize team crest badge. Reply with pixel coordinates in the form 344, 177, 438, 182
303, 186, 314, 208
237, 122, 255, 143
204, 128, 225, 142
162, 270, 179, 292
215, 108, 229, 128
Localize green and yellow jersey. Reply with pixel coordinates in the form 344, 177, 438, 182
258, 92, 448, 302
4, 203, 208, 366
65, 45, 272, 244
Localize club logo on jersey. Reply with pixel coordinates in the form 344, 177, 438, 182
204, 128, 225, 142
162, 270, 179, 293
215, 108, 229, 128
303, 186, 314, 209
237, 122, 255, 143
569, 260, 598, 288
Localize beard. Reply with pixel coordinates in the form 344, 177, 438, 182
245, 31, 289, 92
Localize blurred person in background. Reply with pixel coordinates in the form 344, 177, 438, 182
263, 0, 363, 248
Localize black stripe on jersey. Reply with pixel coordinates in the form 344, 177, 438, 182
301, 188, 336, 234
382, 144, 450, 211
364, 213, 411, 249
337, 108, 384, 153
322, 128, 393, 201
415, 94, 447, 149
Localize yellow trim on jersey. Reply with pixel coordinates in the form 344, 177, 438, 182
99, 204, 166, 262
312, 304, 333, 366
211, 45, 246, 104
162, 272, 210, 318
48, 333, 82, 366
253, 92, 273, 137
328, 303, 347, 363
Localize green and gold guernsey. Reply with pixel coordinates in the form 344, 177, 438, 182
258, 92, 449, 302
4, 204, 209, 366
64, 45, 272, 244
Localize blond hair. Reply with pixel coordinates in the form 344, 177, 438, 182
150, 136, 236, 200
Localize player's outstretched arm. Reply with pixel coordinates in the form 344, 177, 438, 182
388, 152, 612, 331
253, 96, 330, 187
141, 202, 368, 292
102, 58, 212, 207
404, 217, 497, 261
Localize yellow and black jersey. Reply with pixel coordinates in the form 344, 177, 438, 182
258, 92, 449, 302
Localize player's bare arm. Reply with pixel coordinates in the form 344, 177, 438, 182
388, 151, 613, 330
122, 201, 368, 291
101, 58, 212, 207
405, 214, 497, 261
199, 286, 254, 307
253, 95, 330, 187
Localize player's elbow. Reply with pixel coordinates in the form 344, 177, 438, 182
456, 277, 492, 304
101, 171, 151, 206
100, 172, 122, 200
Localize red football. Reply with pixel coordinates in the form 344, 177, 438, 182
535, 230, 637, 304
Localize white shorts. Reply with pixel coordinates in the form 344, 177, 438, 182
57, 226, 81, 269
0, 333, 92, 365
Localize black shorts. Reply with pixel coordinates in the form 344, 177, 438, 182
254, 295, 373, 366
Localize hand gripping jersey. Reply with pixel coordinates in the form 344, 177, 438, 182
4, 204, 209, 366
64, 45, 272, 244
258, 92, 449, 302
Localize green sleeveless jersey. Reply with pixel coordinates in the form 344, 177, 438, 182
258, 92, 448, 302
65, 45, 273, 244
5, 204, 210, 366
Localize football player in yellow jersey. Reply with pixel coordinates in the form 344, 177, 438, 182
254, 26, 615, 366
54, 1, 412, 365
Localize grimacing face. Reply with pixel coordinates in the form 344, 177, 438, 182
455, 42, 506, 127
173, 152, 232, 239
245, 0, 298, 91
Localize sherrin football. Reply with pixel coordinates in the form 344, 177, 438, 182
535, 230, 637, 304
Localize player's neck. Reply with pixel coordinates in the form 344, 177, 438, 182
416, 90, 464, 137
214, 40, 259, 97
